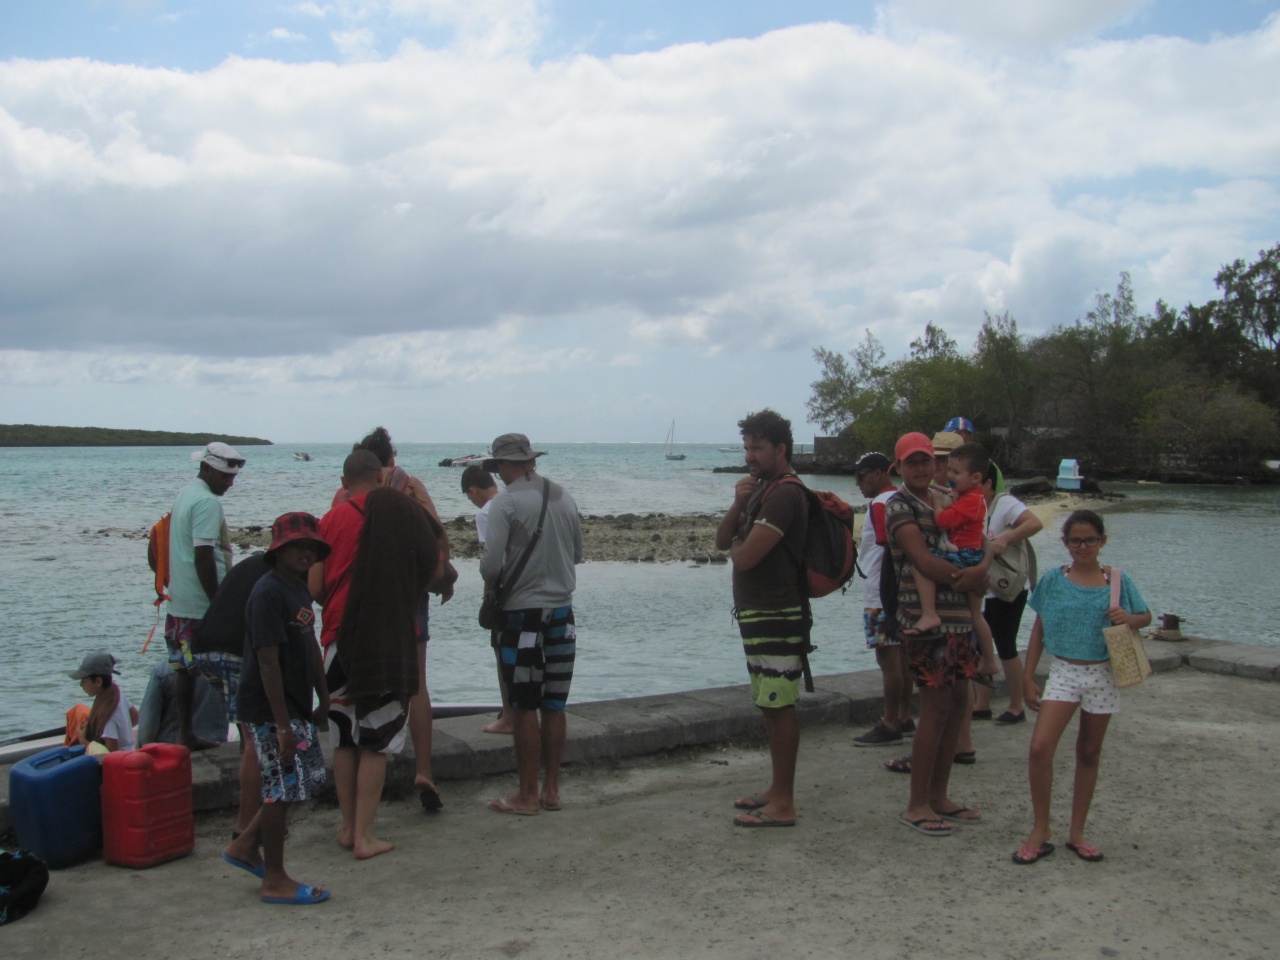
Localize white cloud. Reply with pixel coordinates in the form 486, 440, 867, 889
266, 28, 308, 43
886, 0, 1154, 48
1, 16, 1278, 438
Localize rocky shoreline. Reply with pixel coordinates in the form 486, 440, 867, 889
194, 485, 1116, 564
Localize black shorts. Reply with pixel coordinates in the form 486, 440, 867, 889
983, 591, 1028, 661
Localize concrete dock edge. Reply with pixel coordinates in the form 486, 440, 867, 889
3, 634, 1277, 836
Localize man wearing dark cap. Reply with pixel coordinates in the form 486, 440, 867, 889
166, 441, 244, 751
481, 434, 582, 815
851, 452, 915, 747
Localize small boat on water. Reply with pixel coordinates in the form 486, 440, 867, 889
664, 420, 686, 461
293, 452, 313, 461
439, 453, 486, 467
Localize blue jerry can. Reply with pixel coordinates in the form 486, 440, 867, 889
9, 745, 104, 869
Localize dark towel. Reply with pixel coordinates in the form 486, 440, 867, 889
337, 487, 438, 700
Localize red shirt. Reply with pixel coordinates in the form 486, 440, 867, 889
316, 493, 367, 649
934, 487, 986, 550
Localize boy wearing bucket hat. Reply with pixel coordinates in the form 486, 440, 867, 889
223, 512, 332, 905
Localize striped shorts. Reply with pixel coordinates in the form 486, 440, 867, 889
323, 644, 410, 754
497, 606, 576, 712
737, 606, 807, 709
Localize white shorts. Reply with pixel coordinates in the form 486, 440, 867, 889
1042, 658, 1121, 715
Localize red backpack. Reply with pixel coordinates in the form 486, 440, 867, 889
774, 475, 857, 598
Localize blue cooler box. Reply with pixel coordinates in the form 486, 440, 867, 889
9, 745, 104, 868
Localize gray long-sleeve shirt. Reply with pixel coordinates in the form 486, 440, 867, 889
480, 472, 582, 610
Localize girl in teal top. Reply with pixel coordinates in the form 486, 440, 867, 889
1013, 510, 1151, 866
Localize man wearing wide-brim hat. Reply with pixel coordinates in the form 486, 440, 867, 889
480, 434, 583, 815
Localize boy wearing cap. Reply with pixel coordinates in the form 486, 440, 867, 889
223, 513, 331, 906
851, 453, 915, 747
165, 441, 244, 751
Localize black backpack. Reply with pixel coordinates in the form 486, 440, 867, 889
0, 850, 49, 926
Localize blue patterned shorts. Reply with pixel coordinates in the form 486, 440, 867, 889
250, 719, 327, 803
189, 651, 242, 723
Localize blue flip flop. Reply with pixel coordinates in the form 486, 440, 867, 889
222, 851, 265, 879
262, 883, 330, 905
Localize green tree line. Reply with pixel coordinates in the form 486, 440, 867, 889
807, 244, 1280, 479
0, 425, 272, 447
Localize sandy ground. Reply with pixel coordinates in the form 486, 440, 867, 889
6, 669, 1277, 960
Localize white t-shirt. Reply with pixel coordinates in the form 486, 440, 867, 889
476, 498, 492, 545
985, 492, 1030, 600
860, 487, 898, 608
100, 694, 136, 752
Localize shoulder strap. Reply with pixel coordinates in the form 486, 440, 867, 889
497, 477, 551, 594
1109, 566, 1121, 609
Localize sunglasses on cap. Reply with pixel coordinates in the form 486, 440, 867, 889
210, 453, 247, 469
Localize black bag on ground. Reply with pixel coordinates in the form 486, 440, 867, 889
0, 850, 50, 925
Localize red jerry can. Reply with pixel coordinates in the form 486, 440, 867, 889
101, 743, 195, 868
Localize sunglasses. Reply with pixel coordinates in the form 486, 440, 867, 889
210, 453, 246, 469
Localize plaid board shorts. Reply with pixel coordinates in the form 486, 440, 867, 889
249, 719, 327, 803
164, 615, 198, 671
496, 605, 576, 712
189, 651, 243, 723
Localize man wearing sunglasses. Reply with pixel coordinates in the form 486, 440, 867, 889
165, 441, 245, 750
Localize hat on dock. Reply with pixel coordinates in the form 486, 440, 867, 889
264, 512, 330, 566
483, 433, 547, 472
191, 441, 245, 475
69, 651, 120, 680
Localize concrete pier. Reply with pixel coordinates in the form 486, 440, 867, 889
3, 635, 1278, 960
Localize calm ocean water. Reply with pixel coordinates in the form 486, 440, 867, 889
2, 442, 1277, 740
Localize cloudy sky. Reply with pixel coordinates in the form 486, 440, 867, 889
2, 1, 1278, 444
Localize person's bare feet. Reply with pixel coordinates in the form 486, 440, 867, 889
910, 613, 943, 634
481, 716, 514, 735
353, 836, 395, 859
335, 826, 354, 850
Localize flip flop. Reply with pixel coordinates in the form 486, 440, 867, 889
539, 798, 562, 812
899, 815, 952, 837
221, 851, 265, 879
884, 755, 912, 773
733, 793, 769, 811
936, 806, 982, 824
1011, 842, 1055, 865
734, 810, 796, 828
954, 751, 977, 765
1066, 841, 1105, 862
418, 784, 444, 813
489, 797, 538, 816
261, 883, 330, 905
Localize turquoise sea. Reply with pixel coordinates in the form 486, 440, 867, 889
2, 442, 1278, 741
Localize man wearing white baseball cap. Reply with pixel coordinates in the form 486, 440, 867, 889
165, 441, 245, 750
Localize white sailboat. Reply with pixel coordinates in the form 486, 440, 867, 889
664, 420, 686, 460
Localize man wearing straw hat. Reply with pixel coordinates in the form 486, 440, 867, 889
481, 434, 582, 815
